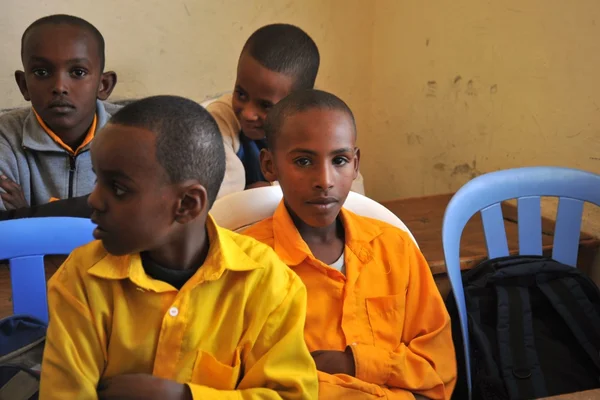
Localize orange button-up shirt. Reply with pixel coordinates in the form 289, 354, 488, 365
244, 202, 457, 399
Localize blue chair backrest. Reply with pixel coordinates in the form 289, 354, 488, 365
0, 217, 96, 323
442, 166, 600, 398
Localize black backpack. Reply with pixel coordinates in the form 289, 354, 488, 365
446, 255, 600, 400
0, 315, 46, 400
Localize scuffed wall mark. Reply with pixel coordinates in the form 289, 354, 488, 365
451, 163, 472, 176
426, 81, 437, 97
507, 8, 522, 13
434, 163, 446, 171
593, 101, 599, 111
454, 75, 462, 85
531, 114, 545, 140
477, 123, 487, 136
466, 80, 477, 96
591, 157, 600, 161
183, 2, 191, 16
567, 131, 582, 139
490, 84, 498, 94
426, 38, 430, 46
451, 160, 481, 179
407, 133, 424, 145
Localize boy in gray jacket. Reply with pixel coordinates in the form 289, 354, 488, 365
0, 14, 118, 210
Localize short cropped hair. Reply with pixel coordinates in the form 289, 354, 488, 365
264, 89, 356, 149
242, 24, 319, 90
21, 14, 106, 71
109, 96, 226, 207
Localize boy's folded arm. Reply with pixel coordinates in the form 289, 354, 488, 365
39, 265, 105, 399
351, 240, 457, 400
0, 141, 21, 211
186, 274, 318, 400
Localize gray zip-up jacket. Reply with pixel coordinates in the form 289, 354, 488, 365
0, 100, 121, 210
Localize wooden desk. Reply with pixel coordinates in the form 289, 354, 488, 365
381, 193, 600, 297
538, 389, 600, 399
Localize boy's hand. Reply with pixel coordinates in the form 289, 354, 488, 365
311, 348, 356, 376
98, 374, 192, 400
0, 176, 27, 209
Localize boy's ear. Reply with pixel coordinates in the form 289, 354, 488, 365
174, 183, 209, 224
352, 147, 361, 180
97, 71, 117, 101
259, 148, 277, 182
14, 71, 30, 101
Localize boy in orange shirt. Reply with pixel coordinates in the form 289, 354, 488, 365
244, 90, 457, 399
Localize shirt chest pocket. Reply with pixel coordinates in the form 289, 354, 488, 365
191, 349, 242, 390
365, 293, 406, 350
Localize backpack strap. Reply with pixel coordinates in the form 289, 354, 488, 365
537, 276, 600, 371
0, 367, 39, 400
496, 285, 547, 399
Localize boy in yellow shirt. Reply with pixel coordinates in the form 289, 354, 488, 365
244, 90, 457, 399
39, 95, 318, 399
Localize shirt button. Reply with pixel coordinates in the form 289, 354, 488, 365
169, 307, 179, 317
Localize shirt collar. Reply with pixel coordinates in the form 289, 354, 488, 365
88, 215, 263, 292
271, 201, 383, 268
21, 100, 107, 154
33, 108, 97, 155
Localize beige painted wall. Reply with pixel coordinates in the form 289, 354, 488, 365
1, 0, 598, 234
364, 0, 600, 235
0, 0, 373, 138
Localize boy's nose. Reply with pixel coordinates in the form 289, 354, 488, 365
87, 186, 105, 213
314, 164, 335, 191
51, 75, 69, 95
241, 105, 259, 121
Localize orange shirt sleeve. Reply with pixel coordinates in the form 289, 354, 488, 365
349, 237, 457, 400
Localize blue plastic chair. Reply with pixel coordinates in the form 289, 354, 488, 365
0, 217, 96, 323
442, 166, 600, 398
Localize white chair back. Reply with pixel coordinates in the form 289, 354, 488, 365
210, 186, 418, 246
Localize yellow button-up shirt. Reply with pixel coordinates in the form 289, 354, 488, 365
40, 216, 318, 399
245, 202, 457, 399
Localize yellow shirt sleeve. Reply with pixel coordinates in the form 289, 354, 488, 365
39, 255, 105, 400
186, 274, 318, 399
350, 238, 457, 399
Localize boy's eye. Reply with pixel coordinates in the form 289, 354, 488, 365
294, 158, 312, 167
112, 183, 127, 197
71, 69, 88, 78
33, 69, 49, 77
333, 156, 349, 166
260, 101, 273, 110
234, 89, 248, 101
